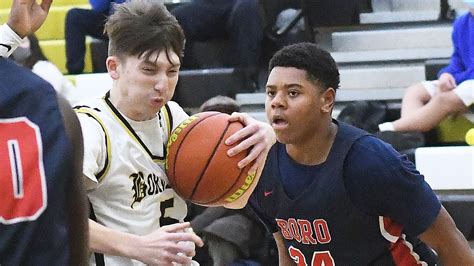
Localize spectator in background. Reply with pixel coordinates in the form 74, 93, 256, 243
171, 0, 263, 91
65, 0, 125, 74
379, 2, 474, 133
11, 34, 78, 104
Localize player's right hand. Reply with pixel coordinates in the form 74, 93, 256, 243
7, 0, 52, 38
132, 222, 203, 266
438, 73, 456, 92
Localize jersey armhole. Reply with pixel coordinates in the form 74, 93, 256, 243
74, 106, 111, 182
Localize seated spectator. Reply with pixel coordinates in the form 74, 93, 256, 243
379, 3, 474, 133
171, 0, 263, 90
11, 34, 78, 104
65, 0, 125, 74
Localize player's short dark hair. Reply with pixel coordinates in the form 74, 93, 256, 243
105, 0, 185, 64
269, 42, 340, 91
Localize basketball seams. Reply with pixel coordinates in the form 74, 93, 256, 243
189, 116, 231, 201
167, 112, 252, 206
200, 121, 249, 205
170, 112, 220, 198
203, 162, 247, 205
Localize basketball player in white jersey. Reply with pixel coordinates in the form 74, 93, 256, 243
74, 0, 275, 265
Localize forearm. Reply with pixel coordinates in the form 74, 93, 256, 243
274, 232, 294, 266
434, 229, 474, 265
89, 219, 141, 260
419, 207, 474, 265
0, 23, 24, 57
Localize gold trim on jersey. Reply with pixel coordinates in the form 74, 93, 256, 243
161, 103, 173, 136
74, 106, 112, 182
102, 91, 172, 164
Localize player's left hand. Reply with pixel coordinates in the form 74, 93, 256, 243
225, 112, 276, 174
7, 0, 52, 38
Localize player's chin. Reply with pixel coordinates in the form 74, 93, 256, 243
275, 133, 292, 144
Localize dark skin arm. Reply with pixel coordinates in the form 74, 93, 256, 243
274, 231, 295, 266
58, 95, 89, 266
419, 206, 474, 265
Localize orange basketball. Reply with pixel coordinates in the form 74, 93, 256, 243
165, 112, 256, 206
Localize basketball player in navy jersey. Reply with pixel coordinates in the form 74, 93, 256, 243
0, 0, 88, 264
246, 43, 474, 265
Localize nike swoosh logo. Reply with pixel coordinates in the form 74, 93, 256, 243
264, 191, 273, 197
0, 44, 12, 52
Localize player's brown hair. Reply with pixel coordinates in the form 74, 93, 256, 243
105, 0, 185, 65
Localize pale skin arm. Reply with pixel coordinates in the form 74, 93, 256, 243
226, 112, 276, 174
7, 0, 52, 38
274, 231, 296, 266
89, 219, 204, 266
418, 206, 474, 265
222, 112, 275, 209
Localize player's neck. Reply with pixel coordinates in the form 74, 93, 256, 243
286, 121, 337, 165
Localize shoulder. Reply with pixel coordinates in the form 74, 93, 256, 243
0, 59, 56, 106
164, 101, 189, 129
166, 101, 186, 114
0, 58, 51, 89
453, 13, 472, 29
74, 102, 107, 139
347, 135, 402, 166
343, 135, 416, 189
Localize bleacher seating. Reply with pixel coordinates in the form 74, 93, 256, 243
0, 0, 92, 73
236, 0, 467, 133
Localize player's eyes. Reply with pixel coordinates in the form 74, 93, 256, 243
168, 69, 179, 75
142, 67, 155, 73
289, 91, 299, 97
266, 91, 276, 97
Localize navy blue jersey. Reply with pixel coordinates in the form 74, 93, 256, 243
0, 58, 73, 265
249, 121, 440, 265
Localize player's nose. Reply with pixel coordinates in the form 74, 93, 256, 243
270, 91, 286, 108
153, 72, 168, 92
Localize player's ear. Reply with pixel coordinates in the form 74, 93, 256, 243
321, 87, 336, 113
106, 56, 120, 80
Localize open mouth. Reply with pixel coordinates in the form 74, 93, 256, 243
271, 115, 288, 128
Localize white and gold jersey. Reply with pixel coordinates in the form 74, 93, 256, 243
75, 92, 189, 266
